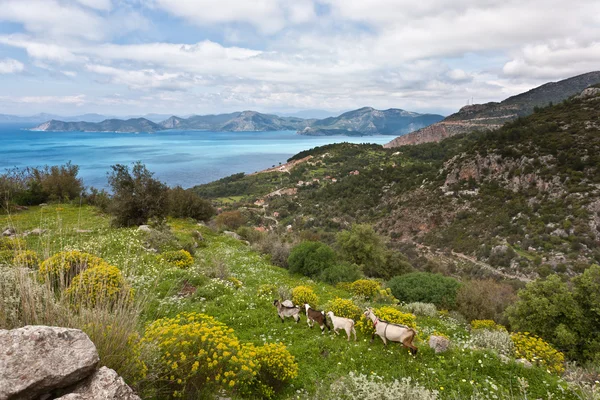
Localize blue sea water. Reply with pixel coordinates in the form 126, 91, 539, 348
0, 124, 392, 189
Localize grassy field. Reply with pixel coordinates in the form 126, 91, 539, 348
0, 205, 583, 399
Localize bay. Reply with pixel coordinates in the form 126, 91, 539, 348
0, 123, 392, 189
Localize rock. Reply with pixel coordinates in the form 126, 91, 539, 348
56, 367, 140, 400
74, 229, 92, 234
29, 228, 46, 236
137, 225, 152, 233
223, 231, 242, 240
515, 358, 533, 368
194, 230, 204, 241
2, 227, 15, 236
428, 335, 451, 353
0, 326, 99, 400
499, 354, 511, 364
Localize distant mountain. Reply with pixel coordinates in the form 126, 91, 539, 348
298, 107, 445, 136
160, 111, 312, 132
280, 109, 343, 119
385, 71, 600, 148
31, 118, 162, 133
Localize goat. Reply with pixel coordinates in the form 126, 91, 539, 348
327, 311, 357, 341
273, 299, 301, 323
304, 304, 331, 334
364, 308, 418, 355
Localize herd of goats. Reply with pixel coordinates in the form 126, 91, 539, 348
272, 299, 419, 355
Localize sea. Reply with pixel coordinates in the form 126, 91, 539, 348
0, 124, 392, 189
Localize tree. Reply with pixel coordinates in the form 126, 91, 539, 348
215, 210, 246, 230
336, 224, 385, 276
107, 162, 169, 227
506, 274, 583, 358
388, 272, 461, 309
572, 265, 600, 361
320, 262, 362, 284
168, 186, 215, 221
288, 241, 336, 278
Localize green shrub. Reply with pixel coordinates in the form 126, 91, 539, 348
456, 279, 515, 324
336, 224, 386, 276
291, 285, 318, 307
288, 241, 336, 278
0, 250, 14, 265
388, 272, 461, 309
403, 302, 438, 318
168, 186, 215, 221
66, 264, 129, 307
325, 297, 361, 320
161, 249, 194, 269
39, 250, 108, 288
215, 210, 246, 230
0, 237, 25, 251
330, 372, 438, 400
470, 329, 514, 356
320, 262, 362, 284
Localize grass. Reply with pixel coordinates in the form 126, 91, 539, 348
0, 205, 585, 399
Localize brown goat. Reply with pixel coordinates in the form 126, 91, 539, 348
304, 304, 331, 334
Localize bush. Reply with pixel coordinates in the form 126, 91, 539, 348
257, 284, 278, 298
161, 250, 194, 269
471, 319, 507, 332
0, 250, 13, 265
253, 234, 291, 268
39, 250, 108, 288
168, 186, 215, 221
470, 329, 514, 356
320, 262, 362, 284
329, 372, 438, 400
336, 224, 386, 276
288, 241, 336, 278
325, 298, 361, 321
0, 237, 26, 251
349, 279, 380, 299
388, 272, 461, 309
373, 288, 399, 305
511, 332, 565, 374
66, 264, 129, 307
456, 279, 516, 324
107, 162, 169, 227
291, 286, 318, 307
215, 210, 246, 230
356, 306, 417, 336
13, 250, 40, 269
403, 302, 438, 318
254, 342, 298, 397
142, 312, 258, 398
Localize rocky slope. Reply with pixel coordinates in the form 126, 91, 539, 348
31, 118, 162, 133
385, 71, 600, 147
299, 107, 444, 136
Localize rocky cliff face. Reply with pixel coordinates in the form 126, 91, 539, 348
0, 326, 139, 400
385, 71, 600, 148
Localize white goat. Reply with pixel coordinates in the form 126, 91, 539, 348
326, 311, 357, 341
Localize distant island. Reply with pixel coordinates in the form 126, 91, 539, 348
29, 107, 445, 136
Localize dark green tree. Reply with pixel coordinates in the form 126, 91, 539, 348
388, 272, 461, 308
168, 186, 215, 221
288, 241, 336, 278
336, 224, 386, 276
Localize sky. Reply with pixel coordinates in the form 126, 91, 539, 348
0, 0, 599, 117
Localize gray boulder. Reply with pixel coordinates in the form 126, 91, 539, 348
223, 231, 242, 240
29, 228, 46, 236
2, 227, 15, 236
0, 326, 99, 400
137, 225, 152, 233
56, 367, 140, 400
428, 335, 451, 353
516, 358, 533, 368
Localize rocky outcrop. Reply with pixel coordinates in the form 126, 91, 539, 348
56, 367, 140, 400
428, 335, 451, 353
0, 326, 138, 400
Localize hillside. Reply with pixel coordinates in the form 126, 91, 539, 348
0, 205, 586, 399
385, 71, 600, 147
31, 118, 163, 133
299, 107, 444, 136
193, 87, 600, 280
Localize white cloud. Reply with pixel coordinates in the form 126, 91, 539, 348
75, 0, 112, 11
0, 58, 24, 74
5, 94, 86, 105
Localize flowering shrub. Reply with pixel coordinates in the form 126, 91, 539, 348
253, 342, 298, 397
0, 237, 25, 251
227, 277, 243, 289
257, 284, 278, 297
13, 250, 40, 269
326, 298, 362, 320
470, 329, 514, 356
329, 372, 438, 400
39, 250, 108, 287
471, 319, 507, 332
142, 312, 258, 398
356, 306, 417, 336
66, 264, 129, 307
0, 250, 14, 265
161, 250, 194, 269
291, 285, 318, 307
511, 332, 565, 374
349, 279, 380, 299
403, 302, 438, 317
374, 288, 399, 305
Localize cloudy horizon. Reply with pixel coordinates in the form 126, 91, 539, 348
0, 0, 599, 117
